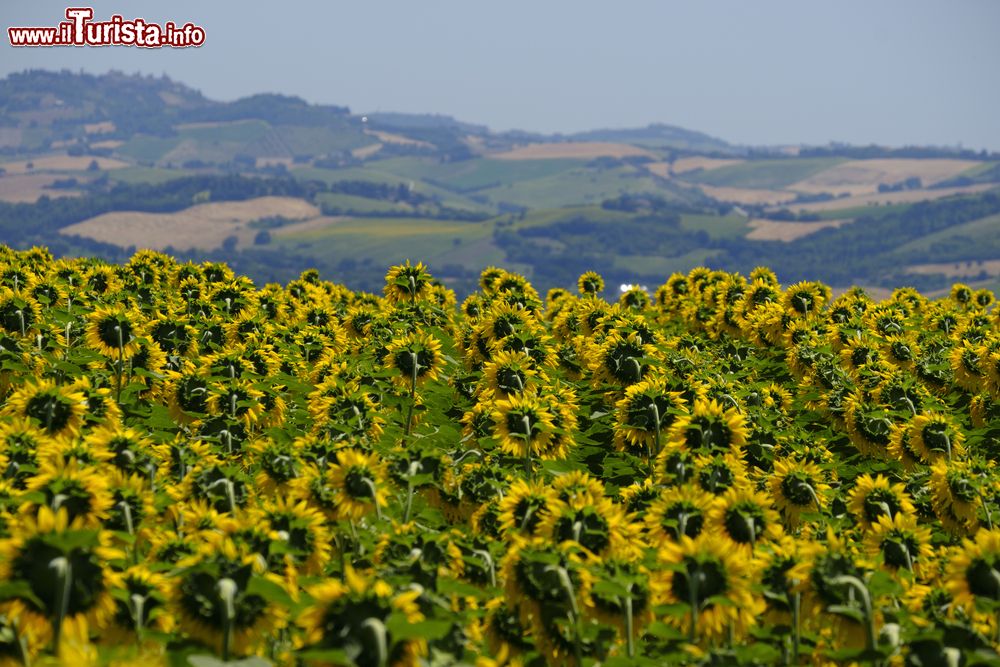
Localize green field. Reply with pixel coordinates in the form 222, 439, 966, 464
371, 156, 589, 192
116, 135, 184, 162
109, 166, 197, 185
178, 120, 272, 143
475, 164, 686, 209
274, 216, 504, 270
891, 212, 1000, 255
684, 157, 847, 189
314, 192, 415, 215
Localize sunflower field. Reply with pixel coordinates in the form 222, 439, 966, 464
0, 246, 998, 666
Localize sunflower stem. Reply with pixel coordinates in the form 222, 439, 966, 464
129, 593, 146, 644
402, 460, 420, 524
979, 491, 994, 531
404, 352, 419, 437
11, 617, 30, 667
473, 549, 496, 587
547, 565, 584, 667
216, 578, 238, 662
361, 618, 389, 667
522, 414, 533, 479
362, 478, 383, 521
791, 590, 801, 664
688, 564, 700, 644
115, 324, 124, 405
625, 583, 636, 658
649, 401, 662, 481
830, 575, 875, 665
48, 556, 72, 652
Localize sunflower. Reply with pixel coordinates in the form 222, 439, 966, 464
482, 596, 533, 661
864, 513, 934, 576
256, 497, 332, 577
310, 385, 385, 442
3, 380, 86, 438
577, 271, 604, 297
205, 379, 265, 428
480, 350, 542, 399
247, 437, 303, 495
0, 289, 42, 336
770, 457, 828, 528
756, 536, 821, 621
905, 412, 966, 464
500, 537, 595, 658
498, 478, 558, 537
170, 535, 288, 657
0, 418, 48, 487
491, 393, 556, 461
326, 449, 389, 521
692, 450, 749, 496
946, 529, 1000, 615
843, 393, 894, 459
930, 459, 982, 536
951, 340, 985, 393
101, 565, 174, 645
83, 423, 154, 477
612, 378, 685, 457
664, 398, 747, 454
384, 261, 433, 304
782, 281, 828, 317
707, 485, 782, 552
0, 506, 120, 649
643, 484, 714, 544
536, 494, 640, 560
298, 566, 426, 667
652, 533, 762, 642
551, 470, 606, 506
85, 306, 143, 359
587, 331, 659, 388
385, 331, 444, 389
848, 474, 916, 531
21, 457, 114, 528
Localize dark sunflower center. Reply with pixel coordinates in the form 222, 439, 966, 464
724, 504, 767, 544
179, 568, 267, 632
671, 558, 727, 607
505, 410, 543, 440
921, 422, 952, 453
662, 502, 704, 539
344, 468, 375, 500
13, 541, 105, 616
684, 416, 734, 452
97, 317, 132, 349
0, 301, 33, 332
496, 367, 526, 394
512, 497, 544, 532
882, 536, 917, 570
780, 474, 816, 507
553, 509, 610, 554
863, 489, 902, 523
698, 463, 735, 494
966, 559, 1000, 600
25, 392, 75, 433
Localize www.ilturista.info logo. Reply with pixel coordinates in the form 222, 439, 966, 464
8, 8, 205, 48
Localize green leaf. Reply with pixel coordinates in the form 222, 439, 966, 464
385, 614, 452, 641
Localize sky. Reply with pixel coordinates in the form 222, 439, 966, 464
2, 0, 999, 150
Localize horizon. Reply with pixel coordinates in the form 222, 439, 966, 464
2, 0, 999, 151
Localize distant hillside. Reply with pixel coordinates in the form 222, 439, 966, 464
570, 123, 735, 154
1, 69, 999, 296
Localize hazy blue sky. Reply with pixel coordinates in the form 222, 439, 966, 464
3, 1, 998, 149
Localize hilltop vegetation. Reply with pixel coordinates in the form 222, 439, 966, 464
1, 69, 1000, 296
